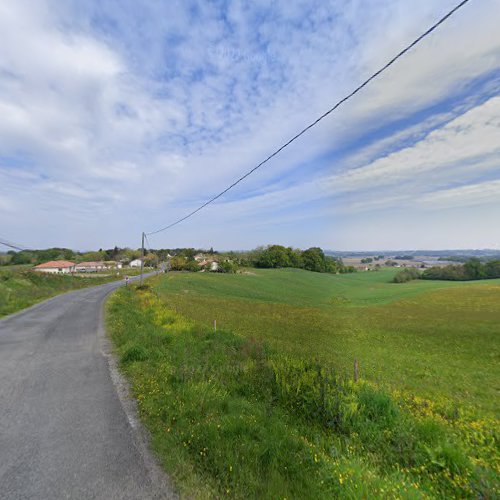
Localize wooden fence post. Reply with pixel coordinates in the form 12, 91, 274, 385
354, 359, 359, 383
213, 319, 217, 332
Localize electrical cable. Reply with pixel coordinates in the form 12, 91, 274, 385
146, 0, 472, 236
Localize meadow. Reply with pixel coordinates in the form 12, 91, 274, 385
153, 268, 500, 413
0, 265, 136, 318
107, 268, 499, 498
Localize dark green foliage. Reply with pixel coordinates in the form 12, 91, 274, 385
392, 268, 421, 283
253, 245, 349, 274
256, 245, 291, 268
184, 260, 200, 272
302, 247, 327, 272
485, 260, 500, 278
422, 259, 500, 281
217, 260, 237, 273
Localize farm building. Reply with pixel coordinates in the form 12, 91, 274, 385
129, 259, 143, 268
33, 260, 75, 274
74, 261, 105, 273
104, 261, 123, 269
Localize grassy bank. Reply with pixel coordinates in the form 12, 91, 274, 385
107, 285, 499, 499
0, 266, 132, 317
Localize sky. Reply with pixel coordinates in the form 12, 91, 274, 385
0, 0, 499, 251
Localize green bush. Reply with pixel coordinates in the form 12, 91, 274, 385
392, 268, 421, 283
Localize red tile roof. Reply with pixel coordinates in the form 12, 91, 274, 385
75, 261, 104, 267
34, 260, 75, 269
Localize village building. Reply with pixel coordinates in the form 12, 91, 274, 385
197, 258, 219, 272
129, 258, 143, 268
33, 260, 76, 274
104, 261, 123, 269
74, 261, 106, 273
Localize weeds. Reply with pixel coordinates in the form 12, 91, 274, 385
107, 286, 499, 499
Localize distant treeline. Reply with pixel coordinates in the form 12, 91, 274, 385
234, 245, 355, 274
169, 246, 356, 274
393, 258, 500, 283
422, 258, 500, 281
1, 245, 355, 275
1, 247, 142, 266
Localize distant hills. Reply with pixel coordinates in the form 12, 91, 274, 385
325, 249, 500, 258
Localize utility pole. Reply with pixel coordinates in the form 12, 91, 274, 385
140, 231, 145, 286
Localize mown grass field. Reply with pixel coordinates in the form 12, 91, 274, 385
0, 265, 136, 318
107, 268, 499, 498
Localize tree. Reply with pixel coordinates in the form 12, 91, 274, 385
256, 245, 291, 268
302, 247, 326, 273
393, 268, 421, 283
464, 258, 486, 280
10, 251, 34, 265
218, 260, 237, 273
485, 260, 500, 279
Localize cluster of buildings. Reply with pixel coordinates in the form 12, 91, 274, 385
33, 260, 123, 274
33, 253, 220, 275
194, 253, 219, 271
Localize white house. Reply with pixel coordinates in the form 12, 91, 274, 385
129, 259, 143, 268
104, 261, 123, 269
33, 260, 76, 274
74, 261, 105, 273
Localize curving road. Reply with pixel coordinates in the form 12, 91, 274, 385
0, 276, 173, 499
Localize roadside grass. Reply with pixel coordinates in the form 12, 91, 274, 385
107, 286, 499, 499
152, 269, 500, 414
0, 266, 133, 317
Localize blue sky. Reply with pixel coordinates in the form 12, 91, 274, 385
0, 0, 499, 251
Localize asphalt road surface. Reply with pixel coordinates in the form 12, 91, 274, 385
0, 275, 173, 500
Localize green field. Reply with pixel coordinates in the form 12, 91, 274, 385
0, 266, 136, 318
153, 268, 500, 413
107, 268, 499, 498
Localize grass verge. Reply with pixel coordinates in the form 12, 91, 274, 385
106, 286, 499, 499
0, 266, 130, 317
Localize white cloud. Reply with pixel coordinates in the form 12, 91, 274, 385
326, 96, 500, 195
0, 0, 499, 249
419, 179, 500, 209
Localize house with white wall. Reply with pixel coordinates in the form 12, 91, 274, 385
74, 261, 106, 273
33, 260, 75, 274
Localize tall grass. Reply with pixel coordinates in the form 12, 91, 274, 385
107, 287, 499, 499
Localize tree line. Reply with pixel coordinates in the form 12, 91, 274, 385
393, 258, 500, 283
2, 245, 356, 275
422, 258, 500, 281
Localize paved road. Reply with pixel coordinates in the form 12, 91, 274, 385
0, 276, 173, 499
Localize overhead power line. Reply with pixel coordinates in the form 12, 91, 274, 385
0, 238, 26, 251
146, 0, 472, 236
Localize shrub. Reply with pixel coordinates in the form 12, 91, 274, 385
392, 268, 421, 283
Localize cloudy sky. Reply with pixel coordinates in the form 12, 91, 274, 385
1, 0, 499, 251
